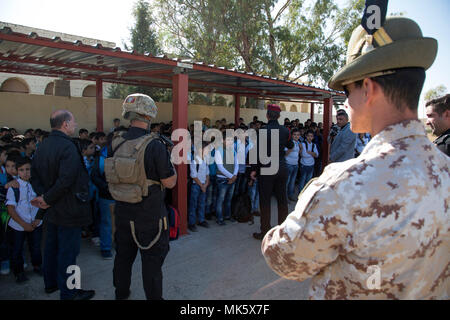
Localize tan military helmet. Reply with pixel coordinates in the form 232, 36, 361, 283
122, 93, 158, 121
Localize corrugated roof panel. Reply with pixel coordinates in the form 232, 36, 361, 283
0, 29, 346, 103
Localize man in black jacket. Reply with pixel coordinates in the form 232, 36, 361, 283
426, 94, 450, 156
250, 104, 293, 240
31, 110, 95, 300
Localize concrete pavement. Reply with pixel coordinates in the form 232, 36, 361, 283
0, 198, 310, 300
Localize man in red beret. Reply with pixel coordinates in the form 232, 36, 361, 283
250, 104, 293, 240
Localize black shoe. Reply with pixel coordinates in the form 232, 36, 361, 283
45, 286, 59, 294
33, 266, 43, 276
198, 221, 210, 228
188, 224, 198, 232
71, 289, 95, 300
288, 196, 297, 202
15, 272, 29, 283
253, 232, 265, 240
115, 290, 131, 300
217, 220, 226, 226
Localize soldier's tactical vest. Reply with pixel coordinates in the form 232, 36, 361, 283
104, 132, 162, 203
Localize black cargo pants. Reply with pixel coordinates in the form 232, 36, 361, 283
113, 213, 169, 300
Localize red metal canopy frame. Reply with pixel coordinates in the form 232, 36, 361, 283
0, 26, 344, 235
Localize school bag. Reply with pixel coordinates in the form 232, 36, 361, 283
231, 192, 252, 223
0, 187, 19, 232
301, 141, 318, 161
166, 204, 180, 241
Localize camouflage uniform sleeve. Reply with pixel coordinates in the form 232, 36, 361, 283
262, 181, 356, 282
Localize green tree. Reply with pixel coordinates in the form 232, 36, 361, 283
154, 0, 364, 88
424, 85, 447, 102
107, 82, 131, 100
127, 0, 160, 56
108, 0, 171, 101
189, 92, 212, 105
153, 0, 239, 68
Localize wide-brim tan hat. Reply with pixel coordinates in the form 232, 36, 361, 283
328, 17, 438, 91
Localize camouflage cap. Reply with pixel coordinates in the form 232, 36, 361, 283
122, 93, 158, 120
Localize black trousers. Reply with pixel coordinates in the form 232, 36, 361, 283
113, 214, 169, 300
258, 165, 289, 234
8, 225, 43, 275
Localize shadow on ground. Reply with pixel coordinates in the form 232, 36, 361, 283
0, 198, 310, 300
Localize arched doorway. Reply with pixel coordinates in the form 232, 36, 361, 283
44, 82, 54, 95
82, 84, 96, 97
0, 77, 30, 93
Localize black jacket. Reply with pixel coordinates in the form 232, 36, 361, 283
434, 129, 450, 157
251, 119, 293, 176
31, 130, 92, 227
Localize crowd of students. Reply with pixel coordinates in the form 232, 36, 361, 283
185, 116, 334, 232
0, 114, 368, 283
0, 126, 119, 283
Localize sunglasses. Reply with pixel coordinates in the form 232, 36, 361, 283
344, 86, 350, 98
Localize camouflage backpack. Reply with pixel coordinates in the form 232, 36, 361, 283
104, 132, 162, 203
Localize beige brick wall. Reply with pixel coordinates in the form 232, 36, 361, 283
0, 92, 334, 134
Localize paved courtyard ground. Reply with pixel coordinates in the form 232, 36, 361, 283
0, 198, 310, 300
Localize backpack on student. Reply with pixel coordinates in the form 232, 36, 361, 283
166, 204, 180, 241
0, 187, 19, 232
0, 203, 8, 233
231, 193, 253, 224
301, 141, 317, 160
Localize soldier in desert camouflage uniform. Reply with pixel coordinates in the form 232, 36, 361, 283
261, 15, 449, 299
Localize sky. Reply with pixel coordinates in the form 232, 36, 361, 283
0, 0, 448, 119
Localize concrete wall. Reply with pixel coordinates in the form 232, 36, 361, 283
0, 92, 334, 134
0, 74, 112, 97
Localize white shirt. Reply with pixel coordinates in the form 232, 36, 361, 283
190, 155, 210, 185
236, 139, 254, 173
6, 178, 41, 231
285, 140, 301, 165
214, 147, 239, 179
300, 141, 318, 166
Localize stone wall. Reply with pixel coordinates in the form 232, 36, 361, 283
0, 92, 334, 134
0, 74, 112, 97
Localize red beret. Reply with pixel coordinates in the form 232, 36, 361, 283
267, 104, 281, 112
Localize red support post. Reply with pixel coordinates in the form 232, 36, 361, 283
234, 94, 241, 129
310, 102, 315, 122
322, 98, 333, 170
172, 73, 189, 236
96, 79, 103, 132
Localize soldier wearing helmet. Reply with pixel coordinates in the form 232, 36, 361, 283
261, 3, 449, 300
105, 93, 177, 300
